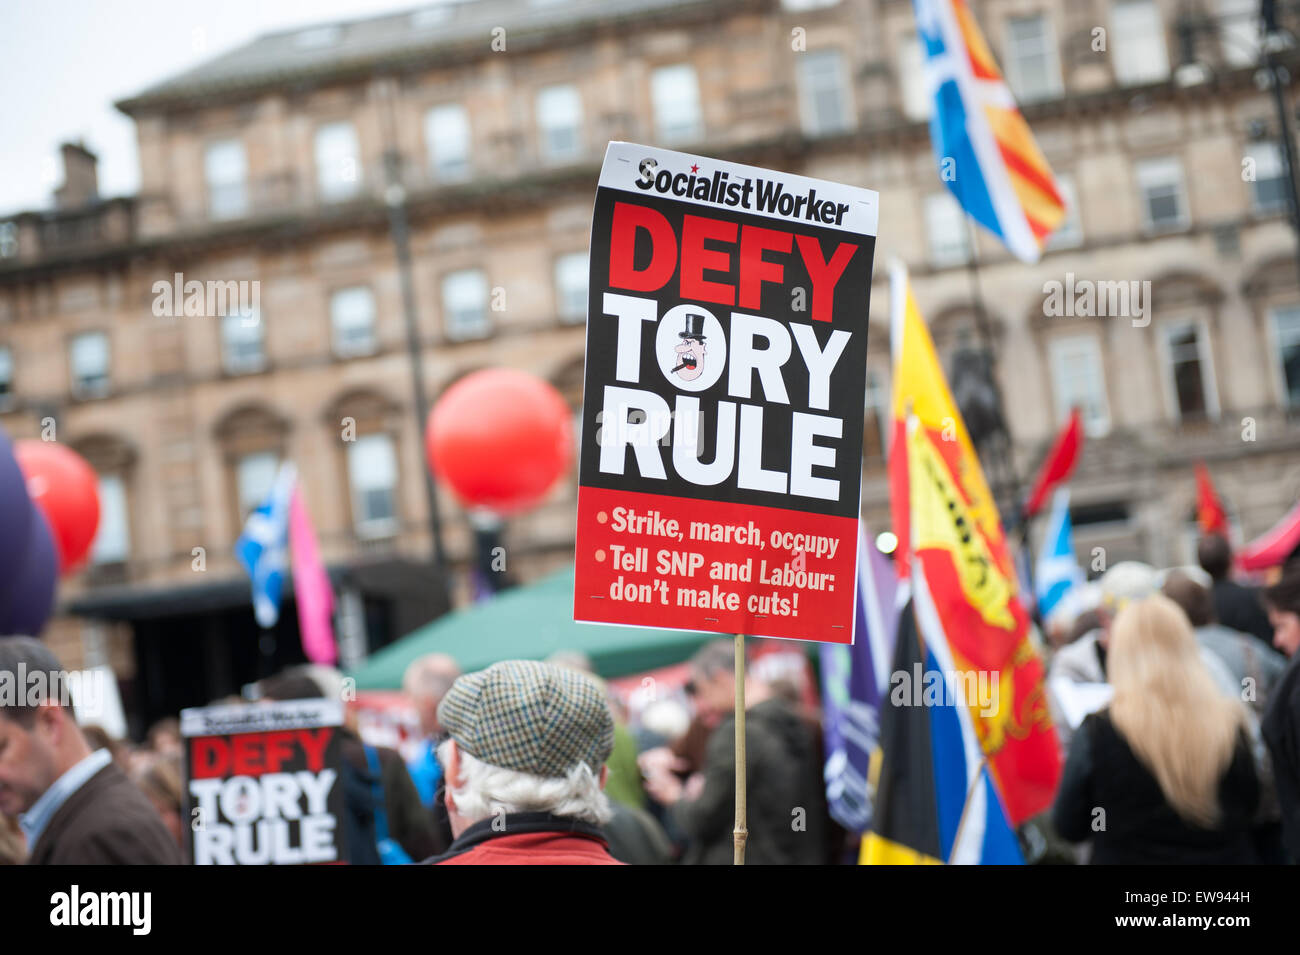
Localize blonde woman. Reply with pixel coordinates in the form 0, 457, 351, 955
1052, 594, 1260, 864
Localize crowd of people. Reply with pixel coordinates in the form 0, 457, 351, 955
1, 530, 1299, 865
0, 634, 840, 865
1045, 534, 1300, 865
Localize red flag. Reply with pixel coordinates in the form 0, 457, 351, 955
1195, 462, 1230, 537
1238, 499, 1300, 572
1023, 408, 1082, 518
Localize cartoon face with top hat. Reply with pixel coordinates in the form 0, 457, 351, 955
673, 313, 707, 382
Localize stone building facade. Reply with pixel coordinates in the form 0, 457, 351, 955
2, 0, 1298, 729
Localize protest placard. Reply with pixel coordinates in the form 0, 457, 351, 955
574, 142, 878, 643
181, 698, 345, 865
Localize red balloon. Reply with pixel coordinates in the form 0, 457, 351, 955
427, 368, 573, 516
14, 441, 101, 575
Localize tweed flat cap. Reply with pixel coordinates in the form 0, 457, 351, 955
436, 660, 615, 779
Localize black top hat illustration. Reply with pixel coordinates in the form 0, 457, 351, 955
679, 313, 707, 340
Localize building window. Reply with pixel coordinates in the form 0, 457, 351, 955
798, 49, 854, 136
651, 64, 703, 143
1111, 0, 1170, 86
924, 192, 971, 267
1049, 335, 1110, 436
331, 287, 376, 356
426, 104, 471, 182
347, 433, 398, 537
1271, 305, 1300, 408
69, 331, 110, 398
294, 25, 341, 49
205, 140, 248, 220
222, 308, 265, 374
863, 366, 889, 461
0, 346, 12, 405
899, 33, 931, 122
442, 269, 490, 340
236, 451, 279, 520
315, 121, 361, 202
0, 221, 17, 258
1136, 157, 1189, 232
1045, 173, 1084, 250
1004, 14, 1063, 103
1246, 142, 1288, 212
1161, 321, 1218, 421
1219, 0, 1261, 67
537, 84, 583, 162
90, 473, 129, 564
555, 252, 588, 323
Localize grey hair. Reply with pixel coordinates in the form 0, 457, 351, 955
689, 638, 736, 679
437, 739, 611, 826
0, 636, 72, 725
403, 654, 460, 701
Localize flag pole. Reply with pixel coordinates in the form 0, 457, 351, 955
733, 632, 747, 865
948, 755, 990, 864
962, 243, 1022, 521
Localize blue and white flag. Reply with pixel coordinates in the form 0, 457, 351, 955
1034, 487, 1083, 620
235, 463, 296, 628
820, 525, 899, 834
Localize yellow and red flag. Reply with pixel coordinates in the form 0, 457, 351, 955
887, 262, 1061, 825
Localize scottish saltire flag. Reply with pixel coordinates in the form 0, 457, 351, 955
888, 262, 1061, 826
235, 463, 296, 628
1035, 488, 1083, 620
820, 525, 899, 833
913, 0, 1066, 261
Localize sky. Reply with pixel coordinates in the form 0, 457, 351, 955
0, 0, 440, 216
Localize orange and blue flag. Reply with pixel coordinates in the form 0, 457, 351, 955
913, 0, 1065, 261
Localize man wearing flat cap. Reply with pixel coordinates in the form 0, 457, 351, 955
424, 660, 623, 865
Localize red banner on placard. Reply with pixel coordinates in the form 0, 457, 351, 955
575, 486, 858, 642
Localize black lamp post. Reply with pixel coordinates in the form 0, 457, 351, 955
374, 77, 450, 601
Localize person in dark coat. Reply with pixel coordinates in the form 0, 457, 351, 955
642, 640, 828, 865
1199, 534, 1275, 647
259, 667, 438, 863
1261, 570, 1300, 861
1052, 596, 1259, 864
0, 637, 182, 865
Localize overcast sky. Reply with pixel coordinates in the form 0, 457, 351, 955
0, 0, 437, 216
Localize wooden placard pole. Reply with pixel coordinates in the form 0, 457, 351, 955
733, 632, 747, 865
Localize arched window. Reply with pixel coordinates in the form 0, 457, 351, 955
214, 403, 290, 529
73, 434, 138, 571
1147, 272, 1225, 425
325, 389, 404, 541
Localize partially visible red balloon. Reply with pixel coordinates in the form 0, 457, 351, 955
14, 441, 101, 575
426, 368, 573, 516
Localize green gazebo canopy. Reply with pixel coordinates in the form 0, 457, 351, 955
348, 566, 715, 688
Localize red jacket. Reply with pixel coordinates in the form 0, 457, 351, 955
428, 812, 624, 865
